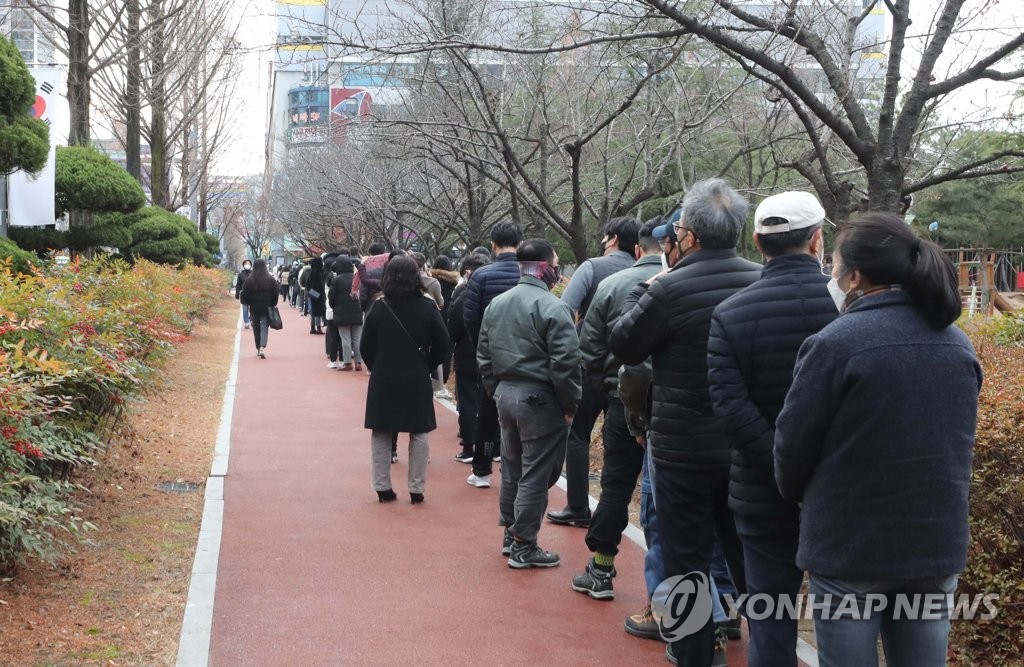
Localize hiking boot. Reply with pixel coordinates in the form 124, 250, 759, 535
624, 604, 664, 641
712, 627, 728, 666
546, 506, 592, 527
570, 558, 615, 600
507, 541, 560, 569
501, 529, 513, 556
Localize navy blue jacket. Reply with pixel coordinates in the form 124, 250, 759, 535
463, 252, 520, 341
708, 254, 837, 520
775, 290, 981, 580
610, 248, 762, 469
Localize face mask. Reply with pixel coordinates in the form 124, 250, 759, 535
541, 264, 561, 289
243, 264, 251, 271
826, 277, 848, 312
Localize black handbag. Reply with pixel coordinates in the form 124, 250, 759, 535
267, 305, 283, 330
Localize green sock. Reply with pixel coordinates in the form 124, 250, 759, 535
594, 553, 615, 571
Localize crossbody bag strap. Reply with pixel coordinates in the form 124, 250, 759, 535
381, 300, 429, 362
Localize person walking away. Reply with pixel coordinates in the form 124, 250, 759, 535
448, 253, 490, 462
569, 219, 662, 598
330, 256, 364, 370
477, 239, 581, 568
360, 255, 449, 504
610, 178, 762, 667
548, 216, 640, 528
277, 264, 290, 302
462, 221, 523, 488
774, 212, 981, 667
239, 258, 279, 358
235, 259, 252, 329
307, 256, 327, 334
288, 261, 300, 307
707, 191, 838, 666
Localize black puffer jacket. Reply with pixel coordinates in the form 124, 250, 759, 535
447, 283, 476, 373
329, 270, 363, 326
707, 254, 837, 518
610, 248, 762, 470
463, 252, 520, 341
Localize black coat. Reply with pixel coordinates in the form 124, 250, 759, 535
361, 295, 449, 433
234, 268, 251, 299
239, 276, 279, 319
307, 264, 326, 317
610, 248, 762, 470
329, 273, 363, 326
447, 283, 476, 373
707, 254, 837, 519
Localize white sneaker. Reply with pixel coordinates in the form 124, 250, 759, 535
258, 348, 266, 359
244, 323, 250, 329
327, 361, 339, 369
466, 473, 491, 488
433, 390, 452, 400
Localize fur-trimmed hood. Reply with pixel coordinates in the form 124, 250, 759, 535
431, 268, 461, 285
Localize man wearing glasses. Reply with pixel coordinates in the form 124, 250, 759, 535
610, 178, 762, 667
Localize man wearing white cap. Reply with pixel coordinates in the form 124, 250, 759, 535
707, 190, 838, 667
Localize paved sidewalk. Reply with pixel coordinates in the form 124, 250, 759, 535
194, 304, 751, 666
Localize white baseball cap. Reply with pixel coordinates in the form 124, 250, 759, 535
754, 191, 826, 235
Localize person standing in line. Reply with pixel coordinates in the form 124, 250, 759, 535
774, 212, 981, 667
360, 255, 449, 504
462, 221, 523, 488
707, 191, 838, 666
411, 252, 445, 310
277, 264, 290, 302
234, 259, 252, 329
477, 239, 581, 568
432, 255, 460, 384
353, 243, 390, 312
307, 256, 327, 335
239, 258, 279, 359
548, 216, 640, 528
448, 253, 490, 463
611, 178, 762, 667
330, 256, 364, 371
569, 219, 662, 598
298, 260, 311, 316
288, 260, 301, 307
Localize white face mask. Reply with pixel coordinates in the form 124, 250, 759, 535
826, 278, 847, 312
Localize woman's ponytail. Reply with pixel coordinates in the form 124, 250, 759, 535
907, 237, 961, 328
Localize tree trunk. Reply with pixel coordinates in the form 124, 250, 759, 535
67, 0, 90, 145
149, 0, 170, 209
567, 145, 587, 263
125, 0, 142, 181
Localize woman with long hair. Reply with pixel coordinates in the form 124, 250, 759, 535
239, 258, 280, 358
774, 211, 982, 666
359, 255, 449, 504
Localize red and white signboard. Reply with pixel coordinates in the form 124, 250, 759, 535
9, 67, 59, 227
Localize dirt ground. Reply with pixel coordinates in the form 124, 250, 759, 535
0, 296, 238, 667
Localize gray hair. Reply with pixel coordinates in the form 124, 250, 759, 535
681, 178, 748, 249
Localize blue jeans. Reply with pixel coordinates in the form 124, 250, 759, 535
809, 573, 958, 667
640, 445, 727, 622
241, 303, 250, 325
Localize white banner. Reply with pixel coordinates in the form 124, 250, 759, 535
9, 67, 59, 227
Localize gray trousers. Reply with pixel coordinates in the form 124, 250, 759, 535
495, 381, 569, 544
337, 323, 363, 363
371, 430, 428, 494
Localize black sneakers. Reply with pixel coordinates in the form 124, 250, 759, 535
570, 558, 616, 600
501, 529, 513, 556
507, 541, 560, 569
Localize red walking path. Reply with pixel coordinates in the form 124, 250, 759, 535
180, 303, 757, 666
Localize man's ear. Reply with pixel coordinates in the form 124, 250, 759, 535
753, 233, 764, 256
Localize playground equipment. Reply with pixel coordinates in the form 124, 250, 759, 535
948, 249, 1024, 315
